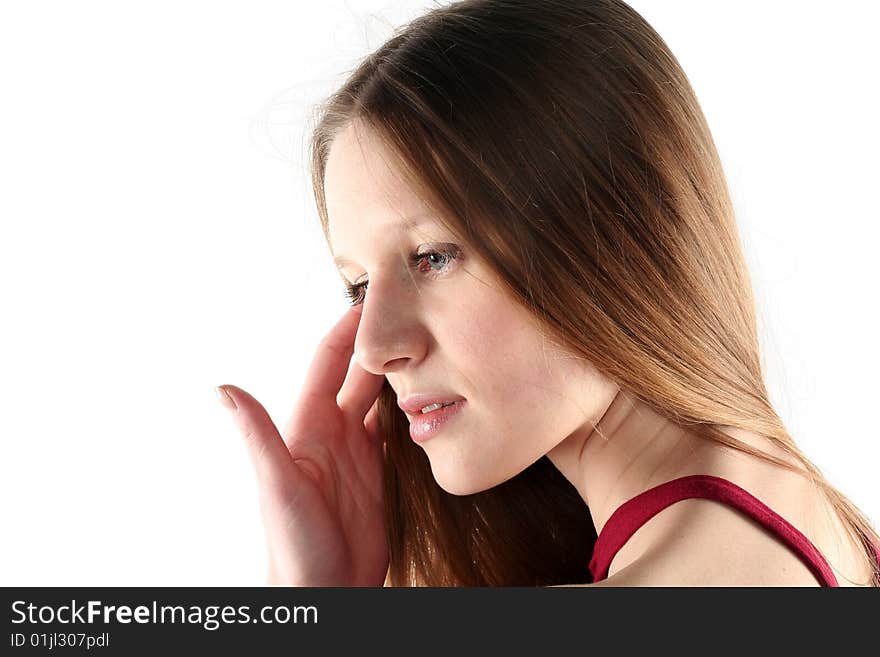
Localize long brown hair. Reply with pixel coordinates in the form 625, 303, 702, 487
306, 0, 879, 586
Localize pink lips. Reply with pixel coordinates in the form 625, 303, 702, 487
407, 400, 466, 442
398, 393, 466, 415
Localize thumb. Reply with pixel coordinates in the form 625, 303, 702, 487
216, 384, 293, 488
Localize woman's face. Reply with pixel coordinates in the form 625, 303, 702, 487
325, 123, 618, 495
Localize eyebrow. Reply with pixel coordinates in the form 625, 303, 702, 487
332, 215, 433, 270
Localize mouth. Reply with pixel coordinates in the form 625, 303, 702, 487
407, 400, 466, 442
398, 393, 466, 419
406, 401, 462, 422
415, 400, 457, 415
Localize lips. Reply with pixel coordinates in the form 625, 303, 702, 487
398, 393, 466, 417
407, 399, 466, 442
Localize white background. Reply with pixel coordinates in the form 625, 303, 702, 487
1, 1, 877, 585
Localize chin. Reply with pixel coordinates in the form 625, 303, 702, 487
434, 479, 488, 497
428, 461, 515, 497
427, 465, 481, 496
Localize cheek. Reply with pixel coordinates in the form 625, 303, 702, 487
459, 304, 553, 410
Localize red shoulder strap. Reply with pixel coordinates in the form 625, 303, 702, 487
588, 474, 840, 586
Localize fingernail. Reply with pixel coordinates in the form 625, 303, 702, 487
215, 386, 237, 411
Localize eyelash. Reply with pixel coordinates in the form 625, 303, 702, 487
343, 246, 461, 307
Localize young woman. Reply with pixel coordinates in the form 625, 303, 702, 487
216, 0, 880, 586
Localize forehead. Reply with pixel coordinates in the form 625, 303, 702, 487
326, 124, 418, 224
325, 124, 436, 256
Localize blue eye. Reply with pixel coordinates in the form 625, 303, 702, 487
343, 245, 461, 307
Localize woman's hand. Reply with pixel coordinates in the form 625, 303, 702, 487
217, 304, 389, 586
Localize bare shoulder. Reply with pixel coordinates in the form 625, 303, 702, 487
553, 494, 843, 587
550, 548, 824, 587
602, 548, 825, 587
551, 438, 876, 587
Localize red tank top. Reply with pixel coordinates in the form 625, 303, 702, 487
588, 474, 880, 586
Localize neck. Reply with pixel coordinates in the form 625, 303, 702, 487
546, 389, 726, 537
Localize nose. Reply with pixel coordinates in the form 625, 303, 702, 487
352, 277, 425, 375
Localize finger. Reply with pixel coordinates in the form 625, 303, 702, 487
298, 305, 364, 403
363, 398, 384, 449
217, 384, 294, 488
336, 354, 386, 420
